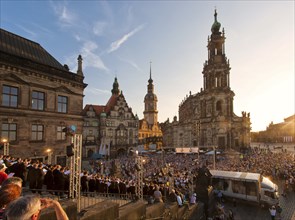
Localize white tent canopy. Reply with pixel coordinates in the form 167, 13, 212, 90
175, 147, 199, 154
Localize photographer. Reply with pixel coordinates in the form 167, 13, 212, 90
4, 195, 68, 220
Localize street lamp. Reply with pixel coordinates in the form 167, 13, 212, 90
1, 138, 9, 155
46, 148, 53, 165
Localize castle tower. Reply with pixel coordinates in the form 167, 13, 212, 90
143, 63, 158, 126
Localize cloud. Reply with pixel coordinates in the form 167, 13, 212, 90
88, 87, 111, 95
118, 56, 144, 74
51, 2, 76, 27
93, 21, 107, 36
63, 40, 108, 73
107, 24, 145, 53
81, 40, 109, 71
15, 24, 37, 38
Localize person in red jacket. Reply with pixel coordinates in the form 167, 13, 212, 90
0, 163, 8, 186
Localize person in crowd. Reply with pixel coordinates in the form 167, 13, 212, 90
176, 191, 183, 207
275, 203, 282, 220
0, 163, 8, 186
7, 158, 27, 187
269, 205, 276, 220
4, 195, 69, 220
44, 165, 54, 192
1, 177, 23, 188
81, 171, 89, 195
167, 188, 177, 203
190, 193, 197, 205
27, 163, 38, 193
153, 184, 163, 203
53, 165, 65, 196
35, 164, 45, 194
0, 184, 22, 219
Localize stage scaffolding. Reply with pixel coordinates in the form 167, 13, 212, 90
69, 134, 82, 212
135, 155, 143, 200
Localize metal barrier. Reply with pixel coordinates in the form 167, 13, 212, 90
22, 188, 70, 201
79, 192, 133, 210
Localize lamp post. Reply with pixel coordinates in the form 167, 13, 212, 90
1, 138, 9, 155
46, 149, 53, 165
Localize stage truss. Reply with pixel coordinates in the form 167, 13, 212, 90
69, 134, 82, 212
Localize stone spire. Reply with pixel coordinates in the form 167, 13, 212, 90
77, 55, 84, 76
148, 62, 154, 94
111, 77, 120, 95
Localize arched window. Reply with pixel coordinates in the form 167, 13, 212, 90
216, 100, 222, 114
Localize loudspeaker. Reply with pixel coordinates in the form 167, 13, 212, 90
66, 144, 74, 157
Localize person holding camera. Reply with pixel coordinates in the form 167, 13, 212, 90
4, 195, 68, 220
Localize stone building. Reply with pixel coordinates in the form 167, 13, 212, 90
0, 28, 87, 165
138, 65, 163, 150
82, 77, 139, 158
251, 114, 295, 143
161, 11, 251, 150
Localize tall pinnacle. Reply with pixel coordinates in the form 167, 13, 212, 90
149, 61, 153, 84
77, 55, 84, 76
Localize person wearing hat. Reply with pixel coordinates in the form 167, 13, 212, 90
0, 163, 8, 186
269, 205, 276, 220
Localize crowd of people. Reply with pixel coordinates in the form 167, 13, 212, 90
1, 145, 294, 219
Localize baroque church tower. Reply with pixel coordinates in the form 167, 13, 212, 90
161, 10, 251, 150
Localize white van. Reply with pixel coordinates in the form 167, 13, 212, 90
210, 170, 279, 207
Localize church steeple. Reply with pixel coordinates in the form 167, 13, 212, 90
148, 62, 154, 93
144, 62, 158, 126
211, 9, 221, 34
111, 77, 120, 95
203, 10, 231, 92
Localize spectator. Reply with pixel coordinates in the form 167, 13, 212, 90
4, 195, 69, 220
153, 185, 163, 203
269, 205, 276, 220
1, 177, 22, 188
190, 193, 197, 205
176, 191, 183, 207
0, 164, 8, 186
0, 184, 22, 219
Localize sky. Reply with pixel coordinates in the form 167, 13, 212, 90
0, 1, 294, 132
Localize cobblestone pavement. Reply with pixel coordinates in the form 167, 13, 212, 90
221, 180, 295, 220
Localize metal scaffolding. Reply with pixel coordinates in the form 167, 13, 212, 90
135, 155, 143, 200
69, 134, 82, 212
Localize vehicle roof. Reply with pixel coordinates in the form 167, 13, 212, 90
210, 170, 261, 181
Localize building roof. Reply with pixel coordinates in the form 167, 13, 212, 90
0, 28, 66, 71
105, 94, 119, 113
210, 170, 261, 181
83, 104, 105, 115
284, 114, 295, 122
